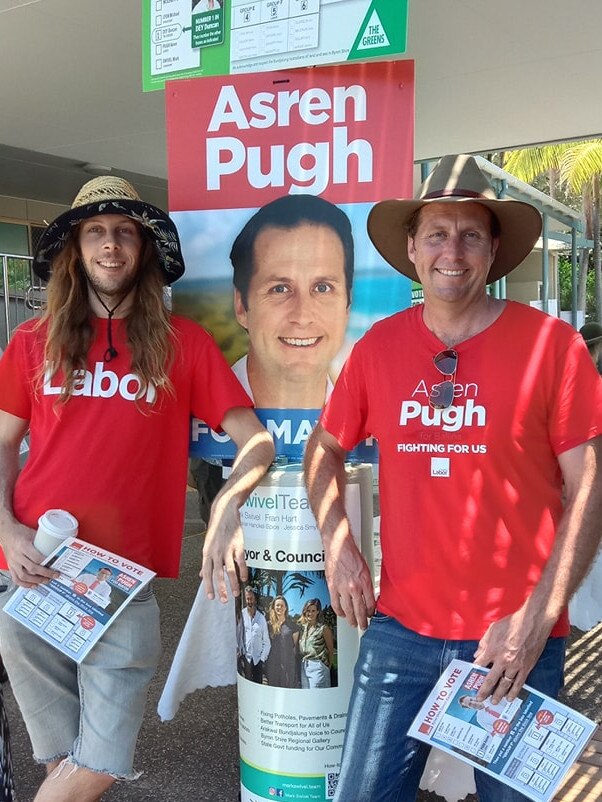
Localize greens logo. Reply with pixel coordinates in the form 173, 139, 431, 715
348, 0, 408, 60
356, 11, 390, 50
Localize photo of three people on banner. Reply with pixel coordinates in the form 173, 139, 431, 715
236, 583, 336, 690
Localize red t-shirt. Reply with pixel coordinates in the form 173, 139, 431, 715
0, 315, 252, 577
321, 302, 602, 640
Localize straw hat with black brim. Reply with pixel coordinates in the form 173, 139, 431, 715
33, 175, 185, 285
367, 154, 542, 284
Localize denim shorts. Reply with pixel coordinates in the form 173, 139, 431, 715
0, 575, 161, 779
334, 612, 566, 802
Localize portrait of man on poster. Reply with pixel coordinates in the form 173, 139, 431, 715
229, 194, 355, 410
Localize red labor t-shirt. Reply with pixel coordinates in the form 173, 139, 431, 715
321, 302, 602, 640
0, 315, 253, 577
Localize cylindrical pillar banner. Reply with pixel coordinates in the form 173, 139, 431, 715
237, 464, 373, 802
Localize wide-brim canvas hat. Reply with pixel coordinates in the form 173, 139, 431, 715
33, 176, 185, 285
579, 321, 602, 345
367, 154, 542, 283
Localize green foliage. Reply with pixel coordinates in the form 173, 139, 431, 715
503, 140, 602, 197
0, 257, 34, 295
502, 141, 602, 319
503, 146, 585, 211
172, 286, 248, 364
558, 255, 596, 315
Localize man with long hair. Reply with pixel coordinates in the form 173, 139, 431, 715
0, 176, 274, 802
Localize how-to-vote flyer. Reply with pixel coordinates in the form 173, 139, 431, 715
143, 0, 408, 90
408, 660, 597, 802
4, 538, 155, 663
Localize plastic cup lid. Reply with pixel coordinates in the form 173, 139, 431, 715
38, 509, 79, 536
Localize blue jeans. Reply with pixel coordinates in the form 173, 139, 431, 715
334, 612, 565, 802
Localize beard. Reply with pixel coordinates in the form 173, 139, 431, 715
79, 259, 139, 304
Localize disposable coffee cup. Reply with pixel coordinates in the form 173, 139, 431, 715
34, 509, 79, 557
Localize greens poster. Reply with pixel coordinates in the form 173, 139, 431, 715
143, 0, 408, 90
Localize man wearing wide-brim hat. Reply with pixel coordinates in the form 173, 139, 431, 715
0, 176, 275, 800
304, 154, 602, 801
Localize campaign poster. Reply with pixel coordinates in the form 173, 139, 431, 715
143, 0, 408, 91
165, 61, 412, 802
166, 60, 414, 458
235, 465, 372, 801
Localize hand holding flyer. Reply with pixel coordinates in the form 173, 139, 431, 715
408, 660, 597, 802
2, 537, 155, 663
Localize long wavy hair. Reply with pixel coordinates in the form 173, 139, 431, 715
268, 596, 289, 636
36, 230, 175, 404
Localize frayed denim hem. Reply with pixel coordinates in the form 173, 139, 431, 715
35, 755, 142, 782
32, 751, 67, 767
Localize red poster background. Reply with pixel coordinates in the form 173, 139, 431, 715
166, 60, 414, 212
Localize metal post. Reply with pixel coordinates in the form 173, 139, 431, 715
541, 214, 549, 314
571, 226, 578, 327
1, 255, 10, 344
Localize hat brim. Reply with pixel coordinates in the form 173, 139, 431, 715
33, 199, 185, 285
579, 323, 602, 345
367, 196, 542, 283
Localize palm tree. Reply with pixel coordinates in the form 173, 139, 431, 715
504, 141, 602, 320
251, 568, 319, 601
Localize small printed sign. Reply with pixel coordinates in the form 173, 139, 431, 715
191, 6, 224, 48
